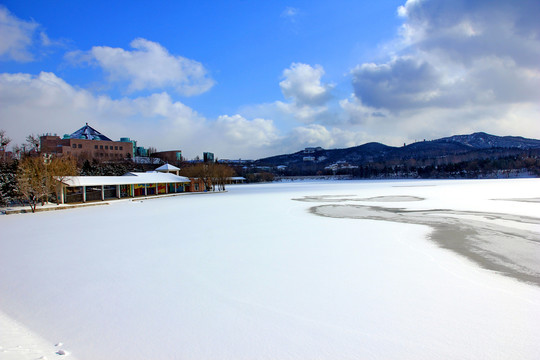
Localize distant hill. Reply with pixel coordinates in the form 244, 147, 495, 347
435, 132, 540, 149
254, 132, 540, 171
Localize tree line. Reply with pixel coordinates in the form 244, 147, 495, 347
180, 162, 235, 191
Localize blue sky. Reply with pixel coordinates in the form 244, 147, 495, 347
1, 0, 539, 159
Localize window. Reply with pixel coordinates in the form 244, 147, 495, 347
115, 146, 118, 150
100, 145, 103, 149
105, 146, 108, 150
72, 144, 77, 148
78, 144, 82, 148
120, 146, 123, 150
94, 145, 98, 149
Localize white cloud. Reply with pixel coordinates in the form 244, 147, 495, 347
281, 7, 299, 20
281, 124, 370, 152
0, 71, 289, 159
67, 38, 215, 96
2, 1, 540, 160
351, 57, 442, 111
238, 63, 336, 127
208, 115, 283, 158
214, 115, 280, 147
0, 6, 38, 62
398, 0, 540, 68
0, 70, 377, 159
280, 63, 333, 107
274, 101, 329, 124
0, 72, 203, 156
339, 92, 540, 148
348, 0, 540, 143
339, 96, 390, 125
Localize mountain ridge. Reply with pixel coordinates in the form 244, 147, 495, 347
254, 132, 540, 168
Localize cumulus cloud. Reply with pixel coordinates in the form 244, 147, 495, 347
0, 71, 288, 159
214, 115, 280, 146
352, 57, 443, 111
348, 0, 540, 142
0, 6, 38, 61
67, 38, 215, 96
288, 124, 332, 147
280, 124, 369, 152
0, 70, 372, 159
339, 96, 390, 125
207, 115, 282, 158
397, 0, 540, 68
280, 63, 333, 106
239, 62, 336, 127
255, 62, 335, 124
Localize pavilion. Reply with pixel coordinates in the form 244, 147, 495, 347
55, 172, 193, 204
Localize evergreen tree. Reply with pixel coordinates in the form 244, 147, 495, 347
0, 160, 18, 206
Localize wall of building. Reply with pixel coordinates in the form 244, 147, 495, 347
153, 150, 182, 163
41, 136, 133, 159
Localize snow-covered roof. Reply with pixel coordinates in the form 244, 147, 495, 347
57, 172, 190, 187
155, 163, 180, 172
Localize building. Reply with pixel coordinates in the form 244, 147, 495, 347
40, 124, 133, 160
54, 172, 211, 204
228, 177, 246, 184
153, 150, 182, 164
203, 152, 214, 162
304, 147, 323, 154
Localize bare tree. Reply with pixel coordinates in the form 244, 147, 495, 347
16, 155, 78, 211
211, 163, 235, 191
48, 155, 78, 204
17, 156, 47, 212
12, 144, 24, 159
181, 162, 235, 192
26, 134, 40, 153
0, 130, 11, 161
181, 163, 213, 191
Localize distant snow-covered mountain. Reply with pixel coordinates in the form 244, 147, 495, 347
436, 132, 540, 149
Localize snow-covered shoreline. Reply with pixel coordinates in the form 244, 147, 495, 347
1, 179, 539, 359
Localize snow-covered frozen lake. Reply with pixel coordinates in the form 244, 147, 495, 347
1, 179, 539, 359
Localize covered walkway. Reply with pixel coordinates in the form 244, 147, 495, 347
56, 173, 192, 204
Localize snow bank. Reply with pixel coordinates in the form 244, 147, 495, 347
1, 179, 539, 359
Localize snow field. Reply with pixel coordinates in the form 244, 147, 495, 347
0, 179, 539, 359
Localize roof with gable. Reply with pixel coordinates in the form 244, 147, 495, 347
69, 123, 112, 141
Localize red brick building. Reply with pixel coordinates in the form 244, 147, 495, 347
40, 124, 133, 160
153, 150, 183, 164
